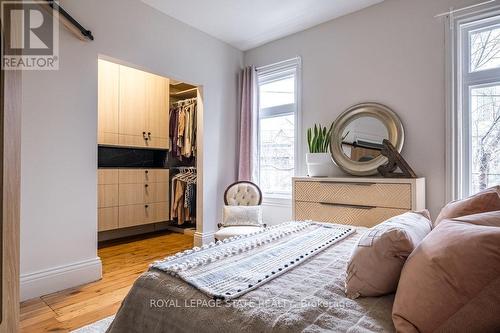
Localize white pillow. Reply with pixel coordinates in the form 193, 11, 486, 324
222, 205, 263, 227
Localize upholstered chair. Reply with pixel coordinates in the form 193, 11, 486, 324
214, 181, 265, 241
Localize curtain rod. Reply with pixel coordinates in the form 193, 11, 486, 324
435, 0, 496, 18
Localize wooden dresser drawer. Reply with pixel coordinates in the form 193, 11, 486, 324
294, 201, 407, 228
145, 182, 169, 203
118, 169, 169, 184
98, 184, 118, 208
294, 181, 412, 210
98, 207, 118, 231
118, 204, 148, 228
119, 182, 169, 205
145, 202, 169, 223
118, 202, 169, 228
98, 169, 119, 185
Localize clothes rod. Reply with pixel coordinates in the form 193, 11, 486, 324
173, 97, 197, 104
435, 0, 496, 18
47, 0, 94, 41
172, 166, 197, 171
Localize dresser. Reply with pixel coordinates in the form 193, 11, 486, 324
98, 168, 170, 232
293, 177, 425, 227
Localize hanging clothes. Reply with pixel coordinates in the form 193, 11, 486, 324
170, 168, 197, 226
171, 179, 189, 225
169, 98, 197, 160
169, 105, 180, 159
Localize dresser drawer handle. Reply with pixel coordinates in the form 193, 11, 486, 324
319, 202, 375, 210
318, 181, 375, 186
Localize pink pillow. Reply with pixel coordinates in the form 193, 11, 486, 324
345, 211, 432, 299
435, 186, 500, 226
392, 211, 500, 333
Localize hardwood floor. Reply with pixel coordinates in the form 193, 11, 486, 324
20, 231, 193, 332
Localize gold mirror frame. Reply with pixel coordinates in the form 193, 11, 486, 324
330, 103, 404, 176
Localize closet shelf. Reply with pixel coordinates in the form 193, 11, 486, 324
170, 82, 195, 91
170, 87, 198, 99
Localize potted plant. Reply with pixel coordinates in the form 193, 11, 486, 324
306, 123, 336, 177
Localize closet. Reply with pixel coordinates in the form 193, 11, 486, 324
167, 80, 198, 231
97, 58, 199, 239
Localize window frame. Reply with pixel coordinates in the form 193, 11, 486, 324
255, 57, 302, 203
447, 5, 500, 201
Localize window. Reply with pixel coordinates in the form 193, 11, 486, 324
256, 58, 301, 199
455, 12, 500, 198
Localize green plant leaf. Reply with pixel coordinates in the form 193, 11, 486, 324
307, 128, 312, 153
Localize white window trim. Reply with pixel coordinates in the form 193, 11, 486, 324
256, 57, 302, 206
446, 4, 500, 202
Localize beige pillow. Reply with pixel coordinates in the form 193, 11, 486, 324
345, 211, 432, 299
222, 205, 262, 227
435, 185, 500, 226
392, 211, 500, 333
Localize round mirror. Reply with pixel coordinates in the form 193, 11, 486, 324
330, 103, 404, 176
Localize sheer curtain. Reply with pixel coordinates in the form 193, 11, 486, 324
238, 66, 258, 181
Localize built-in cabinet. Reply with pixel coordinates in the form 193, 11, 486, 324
98, 59, 170, 150
98, 168, 170, 232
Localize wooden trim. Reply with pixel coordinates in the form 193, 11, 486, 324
223, 181, 263, 205
0, 1, 22, 330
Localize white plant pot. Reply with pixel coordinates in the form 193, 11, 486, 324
306, 153, 336, 177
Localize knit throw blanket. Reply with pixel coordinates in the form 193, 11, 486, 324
151, 221, 354, 300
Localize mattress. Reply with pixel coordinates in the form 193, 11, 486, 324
106, 227, 395, 333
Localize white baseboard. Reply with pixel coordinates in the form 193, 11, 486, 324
20, 257, 102, 301
193, 231, 215, 246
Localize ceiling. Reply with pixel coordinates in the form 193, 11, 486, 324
141, 0, 383, 51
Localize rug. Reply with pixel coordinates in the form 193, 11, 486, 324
71, 315, 114, 333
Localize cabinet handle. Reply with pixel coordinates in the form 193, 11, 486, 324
145, 205, 149, 208
145, 170, 149, 174
319, 202, 375, 210
318, 181, 375, 186
145, 184, 149, 188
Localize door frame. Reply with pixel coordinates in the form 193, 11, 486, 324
0, 0, 22, 331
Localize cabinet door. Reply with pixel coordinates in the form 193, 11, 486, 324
119, 66, 147, 147
145, 73, 169, 149
98, 60, 119, 145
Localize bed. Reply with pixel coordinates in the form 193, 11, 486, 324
106, 223, 395, 333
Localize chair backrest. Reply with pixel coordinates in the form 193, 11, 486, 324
224, 181, 262, 206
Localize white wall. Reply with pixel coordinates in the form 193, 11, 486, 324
21, 0, 242, 300
245, 0, 482, 220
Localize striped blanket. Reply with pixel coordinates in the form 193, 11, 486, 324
151, 221, 354, 300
